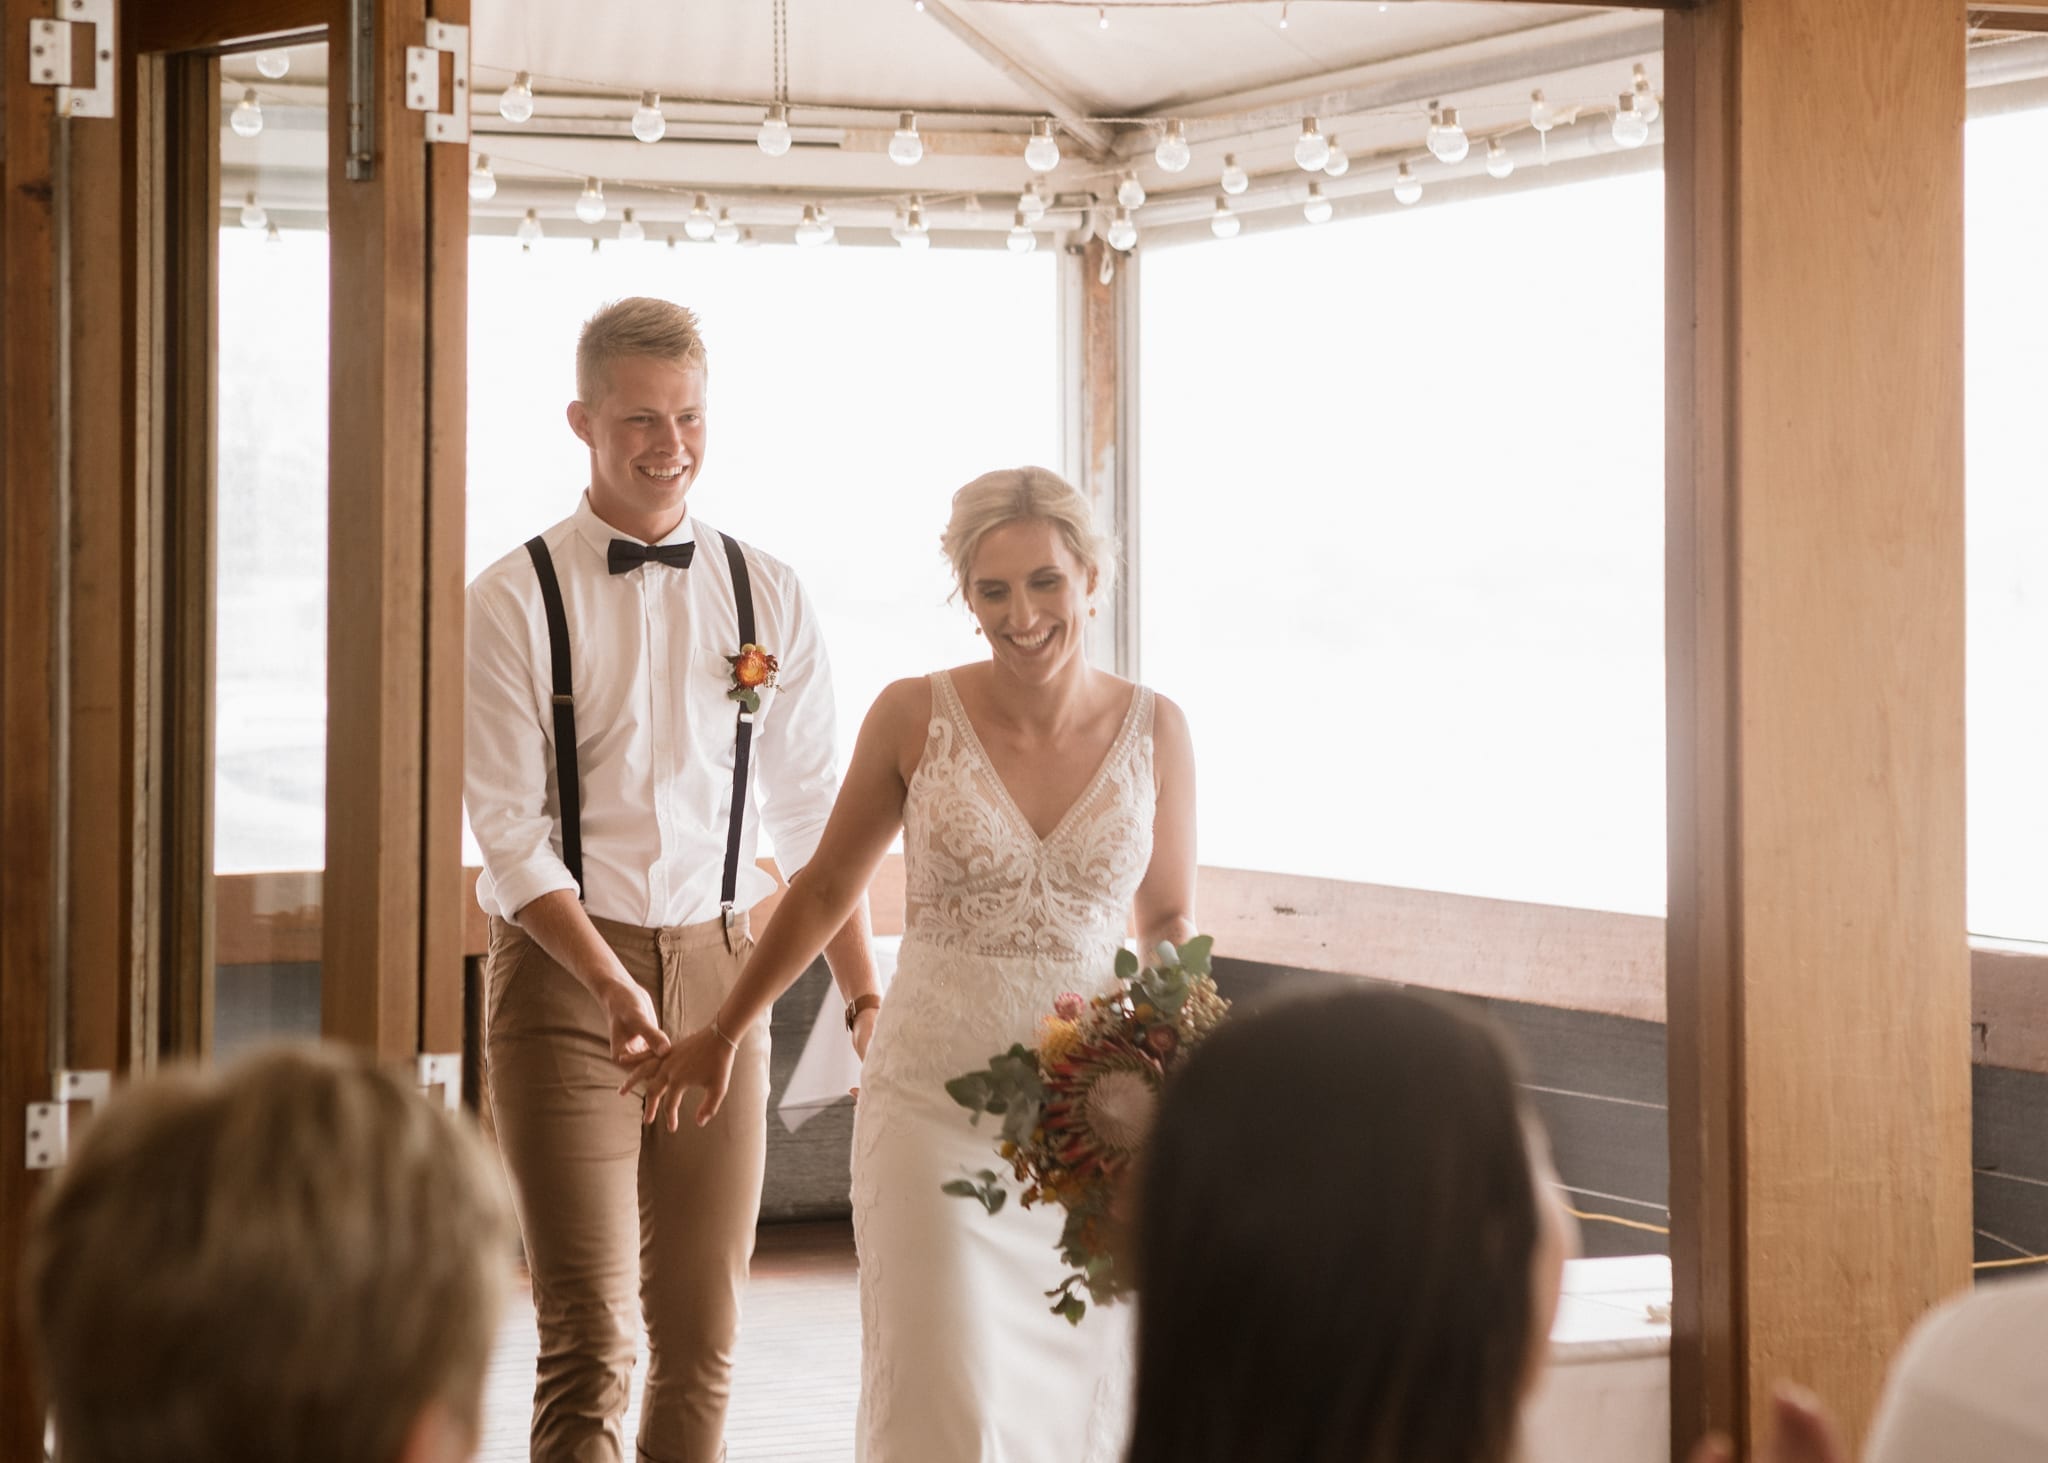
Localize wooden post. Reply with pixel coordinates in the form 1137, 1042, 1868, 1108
1063, 234, 1136, 676
1665, 0, 1972, 1453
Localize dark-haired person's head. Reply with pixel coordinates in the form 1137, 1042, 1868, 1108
1126, 985, 1573, 1463
26, 1042, 515, 1463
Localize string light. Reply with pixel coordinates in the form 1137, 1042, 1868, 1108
1485, 138, 1514, 179
239, 192, 266, 230
1106, 206, 1137, 251
1220, 154, 1248, 195
469, 153, 496, 201
1612, 93, 1649, 149
685, 193, 716, 240
794, 204, 828, 246
1024, 117, 1060, 172
619, 208, 645, 243
255, 50, 289, 79
740, 227, 761, 247
714, 208, 740, 244
632, 91, 666, 143
1155, 120, 1191, 173
890, 111, 924, 166
1323, 139, 1350, 178
758, 103, 792, 157
1303, 181, 1332, 224
1278, 1, 1289, 26
1293, 116, 1329, 172
1117, 171, 1146, 209
899, 199, 930, 250
517, 209, 542, 247
498, 71, 535, 124
575, 177, 607, 224
1529, 88, 1556, 133
230, 89, 264, 138
1008, 209, 1037, 252
1632, 63, 1660, 125
1393, 162, 1422, 205
1019, 181, 1049, 223
817, 206, 837, 244
1097, 6, 1109, 27
590, 238, 602, 258
1210, 195, 1240, 239
264, 219, 282, 244
1426, 102, 1469, 164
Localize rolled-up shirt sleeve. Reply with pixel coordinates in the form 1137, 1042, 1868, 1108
754, 576, 840, 883
465, 580, 579, 922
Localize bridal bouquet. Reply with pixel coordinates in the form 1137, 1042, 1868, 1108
942, 935, 1229, 1324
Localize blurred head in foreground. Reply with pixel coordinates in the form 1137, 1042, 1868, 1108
1126, 984, 1574, 1463
26, 1042, 515, 1463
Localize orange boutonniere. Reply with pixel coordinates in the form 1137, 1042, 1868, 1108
725, 644, 779, 713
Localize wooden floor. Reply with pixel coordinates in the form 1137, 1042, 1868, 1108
477, 1221, 861, 1463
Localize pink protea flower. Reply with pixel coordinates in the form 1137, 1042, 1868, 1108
1053, 992, 1086, 1021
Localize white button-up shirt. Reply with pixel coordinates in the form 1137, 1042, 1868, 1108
465, 494, 840, 929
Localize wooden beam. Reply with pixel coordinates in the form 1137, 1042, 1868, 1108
920, 0, 1118, 160
418, 0, 469, 1060
0, 0, 62, 1445
323, 0, 429, 1059
1665, 1, 1971, 1456
132, 0, 324, 56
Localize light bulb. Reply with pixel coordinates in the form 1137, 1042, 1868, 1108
1278, 1, 1289, 26
1220, 155, 1248, 195
239, 192, 266, 229
758, 104, 792, 157
1098, 6, 1109, 27
1485, 138, 1514, 179
498, 71, 534, 124
1155, 120, 1191, 173
713, 208, 739, 244
740, 228, 760, 247
1633, 64, 1660, 125
1303, 182, 1332, 224
889, 111, 924, 166
230, 89, 264, 138
1426, 103, 1469, 164
1008, 210, 1036, 253
816, 207, 836, 244
1024, 117, 1060, 173
1019, 183, 1048, 223
574, 178, 606, 225
685, 193, 716, 241
516, 209, 542, 245
1323, 141, 1350, 178
1529, 88, 1555, 133
1294, 117, 1329, 172
795, 205, 828, 247
255, 50, 289, 79
1117, 172, 1146, 209
1612, 94, 1649, 149
619, 209, 645, 243
469, 153, 497, 202
589, 238, 602, 259
632, 92, 665, 143
1210, 195, 1239, 239
264, 220, 282, 243
1106, 207, 1137, 252
900, 201, 930, 250
1393, 162, 1422, 205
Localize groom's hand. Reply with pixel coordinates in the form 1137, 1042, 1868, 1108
597, 975, 671, 1067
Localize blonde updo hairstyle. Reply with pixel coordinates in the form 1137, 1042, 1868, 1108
942, 467, 1117, 605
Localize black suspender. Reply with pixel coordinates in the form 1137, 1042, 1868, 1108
524, 529, 759, 917
523, 536, 584, 895
719, 532, 757, 929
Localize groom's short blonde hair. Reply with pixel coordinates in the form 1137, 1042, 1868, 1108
942, 466, 1118, 602
577, 296, 708, 405
26, 1042, 514, 1463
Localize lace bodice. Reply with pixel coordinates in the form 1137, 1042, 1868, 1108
900, 670, 1156, 962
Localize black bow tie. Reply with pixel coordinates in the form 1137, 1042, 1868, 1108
608, 538, 696, 575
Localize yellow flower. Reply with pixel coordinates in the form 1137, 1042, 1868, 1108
1038, 1016, 1082, 1068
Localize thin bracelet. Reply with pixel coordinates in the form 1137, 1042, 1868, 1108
710, 1013, 740, 1051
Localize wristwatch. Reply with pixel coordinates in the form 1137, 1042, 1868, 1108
844, 993, 883, 1032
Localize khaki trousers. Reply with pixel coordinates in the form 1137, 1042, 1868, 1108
484, 911, 772, 1463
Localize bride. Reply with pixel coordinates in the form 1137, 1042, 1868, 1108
629, 465, 1196, 1462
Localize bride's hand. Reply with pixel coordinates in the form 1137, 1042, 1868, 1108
620, 1023, 738, 1131
848, 1005, 879, 1099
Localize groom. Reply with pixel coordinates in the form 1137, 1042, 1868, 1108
465, 296, 878, 1463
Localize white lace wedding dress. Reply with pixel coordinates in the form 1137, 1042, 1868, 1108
851, 669, 1156, 1463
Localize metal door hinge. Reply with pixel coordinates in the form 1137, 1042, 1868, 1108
406, 19, 469, 144
27, 0, 115, 118
25, 1069, 111, 1170
417, 1051, 462, 1111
